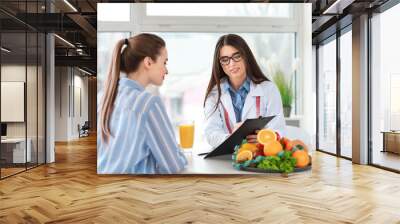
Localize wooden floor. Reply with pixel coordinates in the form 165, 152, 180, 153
1, 135, 400, 223
1, 163, 45, 178
1, 167, 26, 178
373, 151, 400, 171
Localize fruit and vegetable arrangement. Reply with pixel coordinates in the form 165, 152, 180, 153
232, 129, 311, 174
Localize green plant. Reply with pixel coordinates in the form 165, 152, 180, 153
272, 69, 294, 108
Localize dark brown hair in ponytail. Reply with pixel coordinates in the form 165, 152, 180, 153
100, 33, 165, 142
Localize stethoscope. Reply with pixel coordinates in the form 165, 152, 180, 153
220, 96, 260, 134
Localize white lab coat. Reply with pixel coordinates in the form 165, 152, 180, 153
203, 78, 286, 148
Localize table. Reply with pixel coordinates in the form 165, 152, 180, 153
381, 131, 400, 154
181, 145, 276, 175
1, 138, 32, 164
182, 153, 254, 174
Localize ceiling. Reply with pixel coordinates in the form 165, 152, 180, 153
309, 0, 391, 44
0, 0, 98, 74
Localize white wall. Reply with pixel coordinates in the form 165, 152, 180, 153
299, 4, 315, 148
55, 67, 89, 141
1, 63, 46, 164
55, 67, 68, 141
72, 72, 89, 138
1, 66, 26, 134
1, 65, 38, 137
46, 5, 56, 163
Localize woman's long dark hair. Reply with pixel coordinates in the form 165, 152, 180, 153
100, 33, 165, 143
203, 34, 269, 113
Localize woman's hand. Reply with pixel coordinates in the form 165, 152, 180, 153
246, 130, 260, 143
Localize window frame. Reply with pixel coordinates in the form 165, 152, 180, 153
316, 35, 338, 156
97, 3, 309, 117
315, 25, 353, 161
141, 3, 296, 26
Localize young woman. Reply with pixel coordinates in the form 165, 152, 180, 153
203, 34, 286, 148
98, 33, 187, 174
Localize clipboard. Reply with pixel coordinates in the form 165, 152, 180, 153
203, 115, 275, 159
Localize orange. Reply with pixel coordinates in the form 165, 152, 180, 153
236, 150, 253, 163
257, 129, 277, 145
292, 150, 310, 168
263, 140, 283, 156
291, 139, 308, 152
239, 143, 258, 154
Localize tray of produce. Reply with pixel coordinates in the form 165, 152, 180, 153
232, 129, 312, 174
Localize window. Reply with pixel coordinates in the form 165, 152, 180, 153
390, 74, 400, 130
318, 38, 337, 154
146, 3, 292, 18
0, 2, 46, 178
98, 3, 130, 22
340, 30, 352, 158
371, 3, 400, 171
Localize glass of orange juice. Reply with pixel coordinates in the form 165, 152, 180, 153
179, 120, 195, 152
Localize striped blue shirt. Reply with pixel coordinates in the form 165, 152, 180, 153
97, 78, 187, 174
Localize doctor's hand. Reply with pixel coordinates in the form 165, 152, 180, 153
246, 130, 260, 143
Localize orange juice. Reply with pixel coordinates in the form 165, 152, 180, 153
179, 124, 195, 149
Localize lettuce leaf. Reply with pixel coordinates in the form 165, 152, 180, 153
257, 151, 297, 173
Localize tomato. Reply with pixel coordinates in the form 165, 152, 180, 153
254, 149, 264, 158
280, 137, 294, 151
275, 131, 281, 141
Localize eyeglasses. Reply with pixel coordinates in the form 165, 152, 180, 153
219, 52, 242, 66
